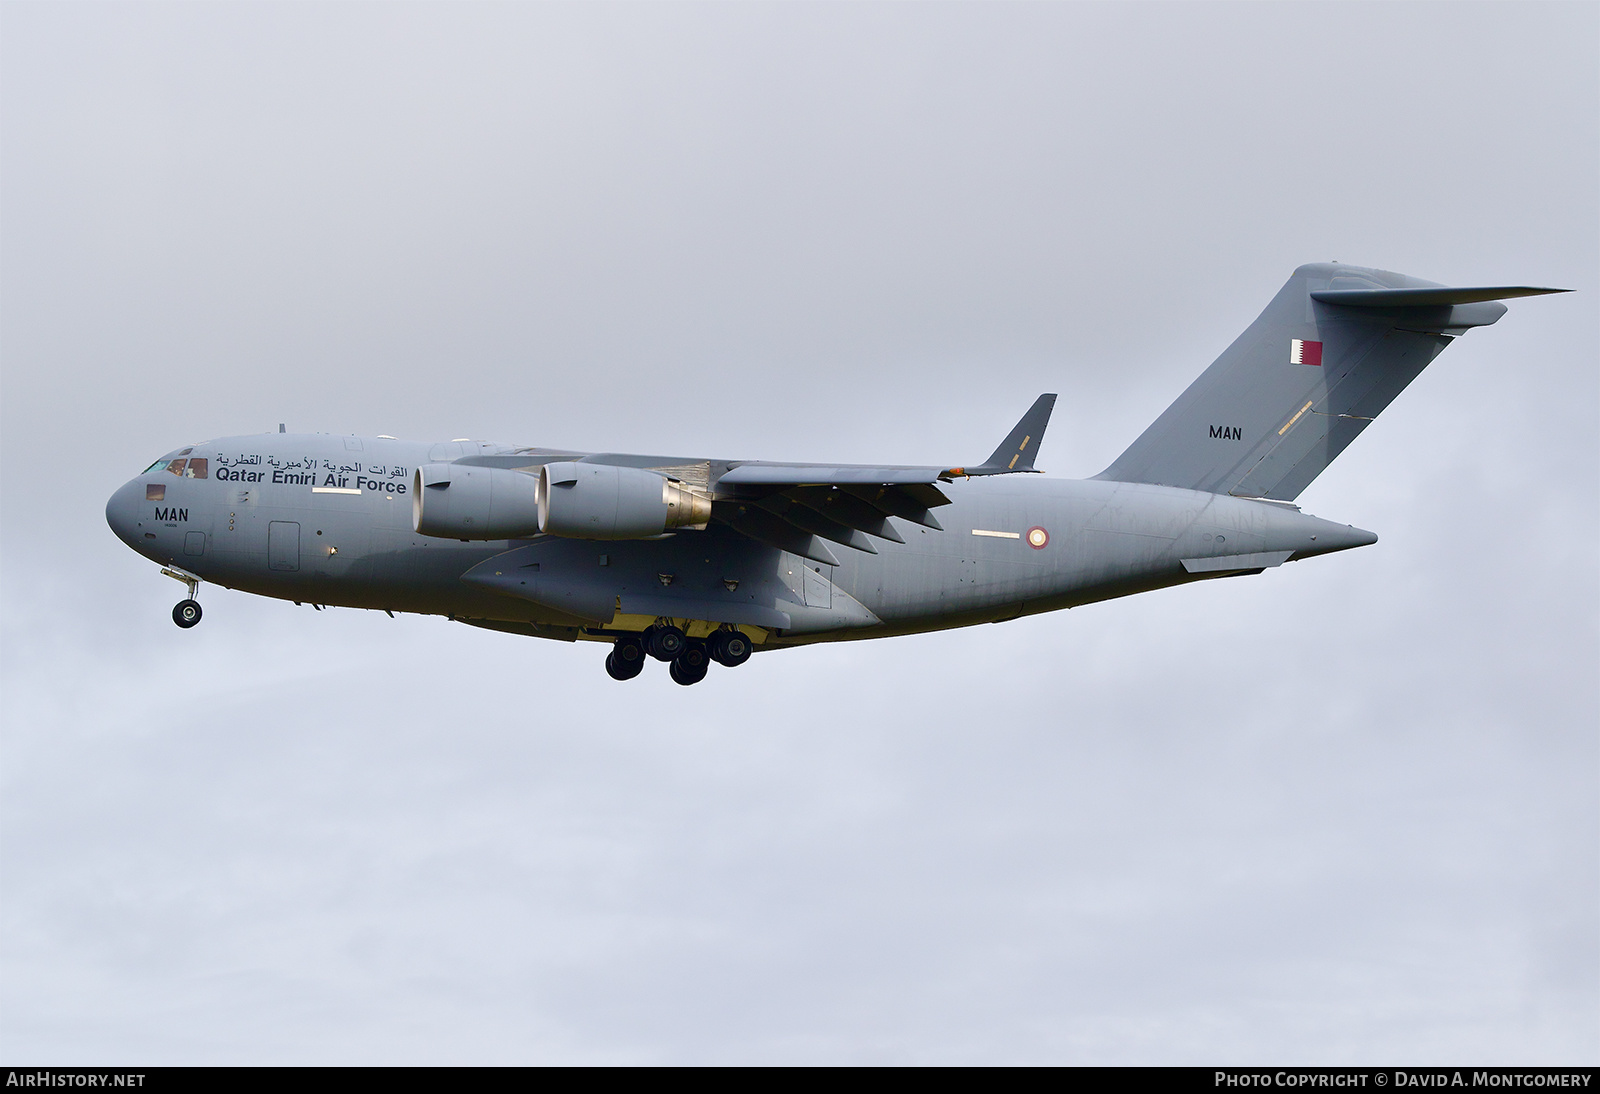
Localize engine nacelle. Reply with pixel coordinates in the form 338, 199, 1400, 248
538, 461, 712, 539
411, 463, 542, 539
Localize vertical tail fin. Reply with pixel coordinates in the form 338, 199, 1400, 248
1095, 263, 1567, 501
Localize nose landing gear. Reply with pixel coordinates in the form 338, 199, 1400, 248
161, 566, 203, 629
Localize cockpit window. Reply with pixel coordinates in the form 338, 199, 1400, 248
150, 457, 209, 478
144, 448, 203, 476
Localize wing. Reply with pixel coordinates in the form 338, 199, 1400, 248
710, 394, 1056, 565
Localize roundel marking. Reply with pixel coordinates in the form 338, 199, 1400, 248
1027, 526, 1049, 550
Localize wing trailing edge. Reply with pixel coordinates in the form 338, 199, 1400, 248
709, 393, 1054, 557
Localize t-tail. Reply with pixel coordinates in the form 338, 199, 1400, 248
1095, 263, 1568, 501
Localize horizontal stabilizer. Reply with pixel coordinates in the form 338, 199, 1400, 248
1312, 286, 1570, 307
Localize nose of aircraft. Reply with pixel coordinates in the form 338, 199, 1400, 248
105, 478, 144, 548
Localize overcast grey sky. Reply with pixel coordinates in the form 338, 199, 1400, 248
2, 1, 1595, 1065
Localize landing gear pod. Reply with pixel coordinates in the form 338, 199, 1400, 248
537, 462, 711, 540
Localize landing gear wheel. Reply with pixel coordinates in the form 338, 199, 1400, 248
669, 652, 708, 686
676, 639, 709, 673
709, 629, 752, 667
172, 599, 202, 629
606, 651, 642, 681
606, 635, 645, 681
645, 624, 687, 662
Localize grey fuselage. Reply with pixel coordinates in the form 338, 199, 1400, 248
105, 433, 1376, 649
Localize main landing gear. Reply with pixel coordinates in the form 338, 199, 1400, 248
605, 634, 646, 681
669, 639, 709, 686
162, 567, 203, 629
606, 625, 755, 685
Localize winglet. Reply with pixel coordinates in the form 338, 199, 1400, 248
943, 394, 1057, 480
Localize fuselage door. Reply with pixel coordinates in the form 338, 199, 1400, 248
268, 521, 300, 572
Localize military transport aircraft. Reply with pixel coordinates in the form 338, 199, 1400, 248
106, 263, 1566, 685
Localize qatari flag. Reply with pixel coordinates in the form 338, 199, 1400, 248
1290, 338, 1323, 366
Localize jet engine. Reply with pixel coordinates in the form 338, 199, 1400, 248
411, 463, 542, 539
412, 461, 712, 541
538, 461, 711, 539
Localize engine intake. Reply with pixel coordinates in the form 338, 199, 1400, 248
538, 461, 711, 539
